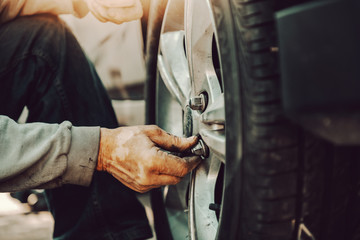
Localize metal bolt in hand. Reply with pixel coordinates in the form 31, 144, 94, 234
191, 139, 209, 158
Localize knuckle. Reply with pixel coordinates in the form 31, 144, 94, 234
157, 148, 168, 159
173, 136, 181, 145
146, 125, 163, 136
174, 136, 189, 151
168, 136, 182, 151
154, 128, 163, 136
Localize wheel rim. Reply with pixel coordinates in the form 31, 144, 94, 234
156, 0, 225, 239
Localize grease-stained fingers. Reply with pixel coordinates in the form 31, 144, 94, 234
145, 126, 198, 152
107, 161, 183, 193
153, 149, 201, 177
148, 174, 182, 186
113, 174, 180, 193
109, 170, 156, 193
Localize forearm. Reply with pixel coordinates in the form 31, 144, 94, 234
0, 0, 89, 24
0, 115, 99, 192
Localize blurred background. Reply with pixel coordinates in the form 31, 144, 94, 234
0, 13, 155, 240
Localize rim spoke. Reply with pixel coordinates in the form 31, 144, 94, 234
185, 0, 225, 239
201, 93, 225, 126
200, 93, 225, 162
200, 129, 225, 163
185, 0, 217, 96
189, 152, 221, 240
158, 1, 226, 239
158, 31, 191, 109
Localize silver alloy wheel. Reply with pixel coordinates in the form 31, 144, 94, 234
155, 0, 225, 239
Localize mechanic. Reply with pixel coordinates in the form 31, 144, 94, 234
0, 0, 201, 239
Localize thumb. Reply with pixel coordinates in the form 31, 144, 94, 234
145, 126, 198, 152
153, 150, 201, 177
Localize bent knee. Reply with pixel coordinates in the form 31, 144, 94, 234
0, 14, 68, 72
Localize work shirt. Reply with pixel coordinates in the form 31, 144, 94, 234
0, 115, 99, 192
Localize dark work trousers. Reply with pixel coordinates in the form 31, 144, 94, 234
0, 14, 152, 240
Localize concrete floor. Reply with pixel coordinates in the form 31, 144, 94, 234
0, 193, 53, 240
0, 193, 156, 240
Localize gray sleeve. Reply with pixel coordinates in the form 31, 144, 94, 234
0, 115, 100, 192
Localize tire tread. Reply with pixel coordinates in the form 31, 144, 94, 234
230, 0, 360, 239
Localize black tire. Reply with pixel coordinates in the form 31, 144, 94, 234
145, 0, 360, 239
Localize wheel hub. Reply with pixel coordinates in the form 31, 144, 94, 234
183, 105, 193, 137
154, 0, 226, 239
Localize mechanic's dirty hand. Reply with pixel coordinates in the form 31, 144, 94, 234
97, 125, 201, 193
86, 0, 143, 24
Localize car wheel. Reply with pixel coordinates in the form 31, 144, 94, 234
145, 0, 360, 239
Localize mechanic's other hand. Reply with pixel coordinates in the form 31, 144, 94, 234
97, 125, 201, 193
86, 0, 143, 24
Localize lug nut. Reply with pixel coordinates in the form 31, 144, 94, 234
191, 139, 209, 158
189, 94, 206, 111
